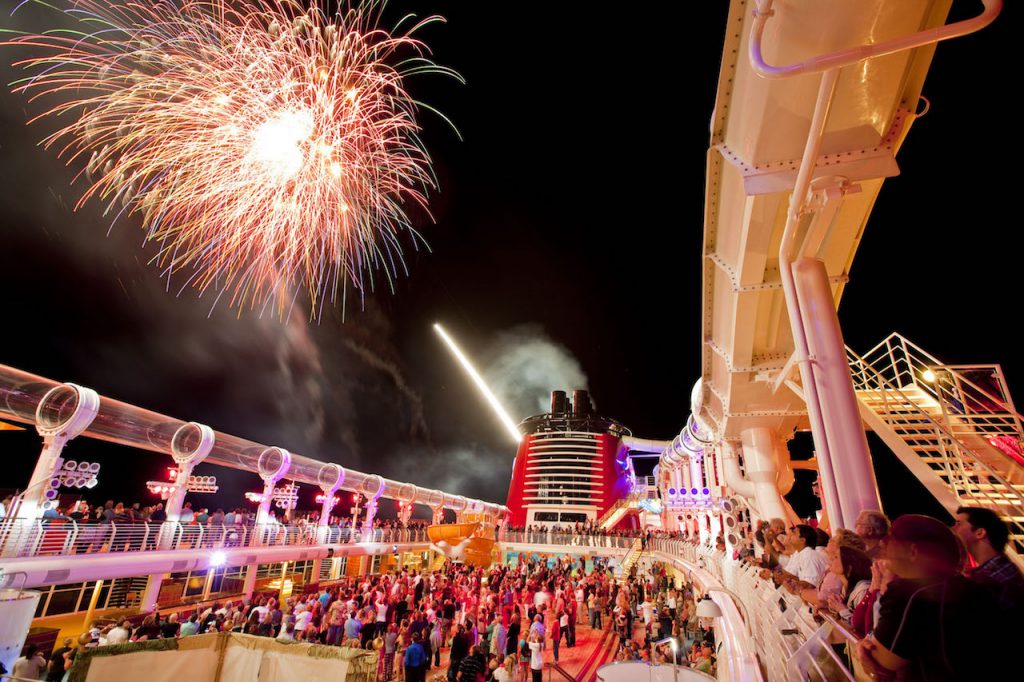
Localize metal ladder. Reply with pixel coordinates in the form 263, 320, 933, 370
847, 333, 1024, 561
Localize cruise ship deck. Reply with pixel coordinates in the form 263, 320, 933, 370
1, 1, 1018, 681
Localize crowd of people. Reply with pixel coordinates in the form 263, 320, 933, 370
737, 506, 1024, 680
10, 497, 1024, 681
0, 495, 431, 556
11, 545, 726, 682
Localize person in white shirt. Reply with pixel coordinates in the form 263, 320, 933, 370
777, 525, 830, 590
528, 633, 544, 682
640, 599, 655, 628
294, 604, 313, 636
11, 644, 47, 680
105, 620, 131, 645
492, 655, 515, 682
276, 622, 296, 642
533, 588, 550, 611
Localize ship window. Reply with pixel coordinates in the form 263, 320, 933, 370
533, 512, 560, 522
559, 513, 588, 523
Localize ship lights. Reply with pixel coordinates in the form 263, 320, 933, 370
41, 459, 100, 510
662, 485, 716, 510
272, 483, 299, 510
146, 467, 217, 499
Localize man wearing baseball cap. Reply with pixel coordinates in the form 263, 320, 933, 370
856, 514, 1000, 681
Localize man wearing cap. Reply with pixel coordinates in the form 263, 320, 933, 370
857, 514, 999, 681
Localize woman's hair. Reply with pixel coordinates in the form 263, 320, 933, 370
832, 528, 866, 551
838, 546, 873, 598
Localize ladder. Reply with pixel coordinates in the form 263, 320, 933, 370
847, 333, 1024, 561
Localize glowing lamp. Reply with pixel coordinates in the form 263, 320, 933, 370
210, 551, 227, 567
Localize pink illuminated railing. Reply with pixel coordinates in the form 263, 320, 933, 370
0, 519, 428, 559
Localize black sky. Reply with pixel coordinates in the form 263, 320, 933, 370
0, 1, 1018, 517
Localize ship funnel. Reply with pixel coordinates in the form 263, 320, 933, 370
572, 389, 591, 416
550, 390, 568, 415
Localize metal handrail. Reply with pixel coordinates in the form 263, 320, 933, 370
0, 519, 429, 558
847, 345, 1024, 556
545, 662, 577, 682
749, 0, 1003, 78
497, 531, 636, 549
860, 333, 1024, 427
848, 346, 1024, 491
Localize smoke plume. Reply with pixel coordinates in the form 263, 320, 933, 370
483, 324, 588, 419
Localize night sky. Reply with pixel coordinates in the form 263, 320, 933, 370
0, 1, 1018, 520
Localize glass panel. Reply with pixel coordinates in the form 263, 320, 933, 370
46, 589, 81, 616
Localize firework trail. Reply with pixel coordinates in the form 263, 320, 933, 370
433, 322, 522, 443
4, 0, 459, 317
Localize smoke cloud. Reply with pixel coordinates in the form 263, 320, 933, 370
482, 324, 588, 419
384, 445, 510, 504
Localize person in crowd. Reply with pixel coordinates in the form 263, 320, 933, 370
854, 510, 891, 559
45, 637, 73, 682
456, 643, 486, 681
857, 514, 1000, 681
12, 643, 48, 680
823, 545, 873, 627
105, 618, 130, 645
952, 505, 1024, 614
403, 631, 428, 682
527, 631, 544, 682
772, 525, 830, 591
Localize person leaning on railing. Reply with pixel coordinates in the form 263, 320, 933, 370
855, 514, 1002, 681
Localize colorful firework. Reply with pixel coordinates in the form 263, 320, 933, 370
5, 0, 459, 316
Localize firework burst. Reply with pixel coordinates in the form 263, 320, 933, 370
5, 0, 460, 317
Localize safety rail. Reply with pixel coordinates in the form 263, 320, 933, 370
847, 340, 1024, 556
723, 560, 857, 681
648, 538, 763, 681
0, 518, 428, 559
855, 333, 1024, 441
594, 494, 638, 529
649, 538, 722, 583
614, 537, 644, 577
497, 530, 636, 549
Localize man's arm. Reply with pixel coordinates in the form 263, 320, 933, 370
856, 635, 909, 681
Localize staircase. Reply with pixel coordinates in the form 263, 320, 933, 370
107, 575, 148, 609
596, 476, 657, 530
613, 537, 643, 578
848, 333, 1024, 561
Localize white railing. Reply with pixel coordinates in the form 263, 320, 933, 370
648, 538, 763, 681
722, 560, 858, 681
847, 337, 1024, 553
649, 538, 722, 582
651, 537, 858, 681
853, 333, 1024, 440
498, 530, 637, 549
0, 518, 428, 558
